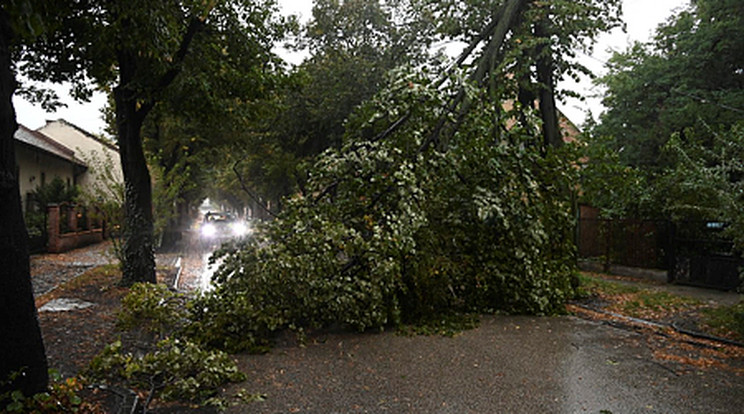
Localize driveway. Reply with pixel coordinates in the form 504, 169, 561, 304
229, 315, 744, 414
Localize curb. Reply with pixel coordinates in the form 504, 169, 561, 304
172, 256, 183, 291
570, 303, 744, 348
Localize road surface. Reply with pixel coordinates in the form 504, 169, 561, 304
228, 315, 744, 413
167, 225, 744, 413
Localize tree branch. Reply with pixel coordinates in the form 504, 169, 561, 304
139, 16, 206, 117
420, 0, 529, 154
232, 159, 278, 218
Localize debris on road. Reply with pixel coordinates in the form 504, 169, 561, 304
39, 298, 95, 312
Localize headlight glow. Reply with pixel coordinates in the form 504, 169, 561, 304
201, 223, 217, 238
231, 221, 249, 236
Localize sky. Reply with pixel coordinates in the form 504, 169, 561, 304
13, 0, 687, 135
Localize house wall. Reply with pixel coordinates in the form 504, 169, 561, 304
15, 142, 76, 211
38, 120, 123, 199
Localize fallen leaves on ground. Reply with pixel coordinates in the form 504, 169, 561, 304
568, 292, 744, 376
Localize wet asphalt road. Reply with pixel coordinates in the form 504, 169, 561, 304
228, 315, 744, 414
170, 225, 743, 413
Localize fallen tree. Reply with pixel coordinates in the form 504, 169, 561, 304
188, 0, 622, 352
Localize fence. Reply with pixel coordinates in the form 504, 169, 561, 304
46, 203, 104, 253
576, 205, 742, 290
576, 205, 670, 271
668, 221, 743, 290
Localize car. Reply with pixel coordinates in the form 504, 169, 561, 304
200, 211, 250, 241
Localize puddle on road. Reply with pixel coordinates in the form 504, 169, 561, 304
198, 252, 220, 293
39, 298, 95, 312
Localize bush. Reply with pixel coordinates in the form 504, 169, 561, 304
87, 284, 245, 410
1, 371, 95, 413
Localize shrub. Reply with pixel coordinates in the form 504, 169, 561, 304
87, 284, 245, 410
1, 371, 95, 413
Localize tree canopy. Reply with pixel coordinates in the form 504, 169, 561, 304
16, 0, 290, 285
221, 0, 439, 213
593, 0, 744, 170
579, 0, 744, 234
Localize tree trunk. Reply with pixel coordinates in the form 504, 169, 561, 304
0, 10, 48, 396
115, 60, 156, 285
110, 17, 202, 285
535, 17, 561, 149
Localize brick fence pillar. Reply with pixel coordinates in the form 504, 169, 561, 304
47, 204, 60, 253
67, 204, 77, 233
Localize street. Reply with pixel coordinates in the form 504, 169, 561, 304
228, 315, 744, 413
31, 236, 744, 413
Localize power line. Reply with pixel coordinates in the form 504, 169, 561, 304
672, 89, 744, 115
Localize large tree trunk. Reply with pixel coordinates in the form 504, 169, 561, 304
535, 17, 561, 149
0, 10, 48, 396
115, 58, 157, 285
111, 18, 202, 285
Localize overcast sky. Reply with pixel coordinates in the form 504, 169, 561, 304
13, 0, 687, 135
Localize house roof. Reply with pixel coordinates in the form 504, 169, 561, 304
14, 124, 87, 167
44, 118, 118, 151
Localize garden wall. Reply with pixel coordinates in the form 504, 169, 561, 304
46, 203, 103, 253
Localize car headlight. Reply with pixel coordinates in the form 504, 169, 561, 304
231, 221, 249, 236
201, 223, 217, 238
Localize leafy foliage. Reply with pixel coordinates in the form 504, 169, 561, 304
583, 0, 744, 248
225, 0, 439, 211
88, 283, 244, 410
428, 0, 623, 99
138, 0, 292, 229
88, 339, 245, 407
577, 133, 653, 218
186, 0, 629, 352
1, 370, 93, 413
24, 176, 80, 239
659, 123, 744, 248
28, 176, 79, 207
190, 67, 580, 352
594, 0, 744, 169
116, 283, 188, 339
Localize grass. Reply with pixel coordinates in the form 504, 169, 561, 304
618, 290, 700, 319
577, 272, 744, 343
576, 272, 701, 320
35, 264, 124, 307
701, 302, 744, 341
576, 273, 640, 297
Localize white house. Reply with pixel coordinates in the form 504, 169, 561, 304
37, 119, 123, 200
14, 124, 86, 211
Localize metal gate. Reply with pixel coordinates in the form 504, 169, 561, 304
668, 221, 743, 291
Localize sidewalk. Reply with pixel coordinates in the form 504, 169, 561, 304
31, 240, 188, 298
30, 241, 115, 296
580, 261, 742, 307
